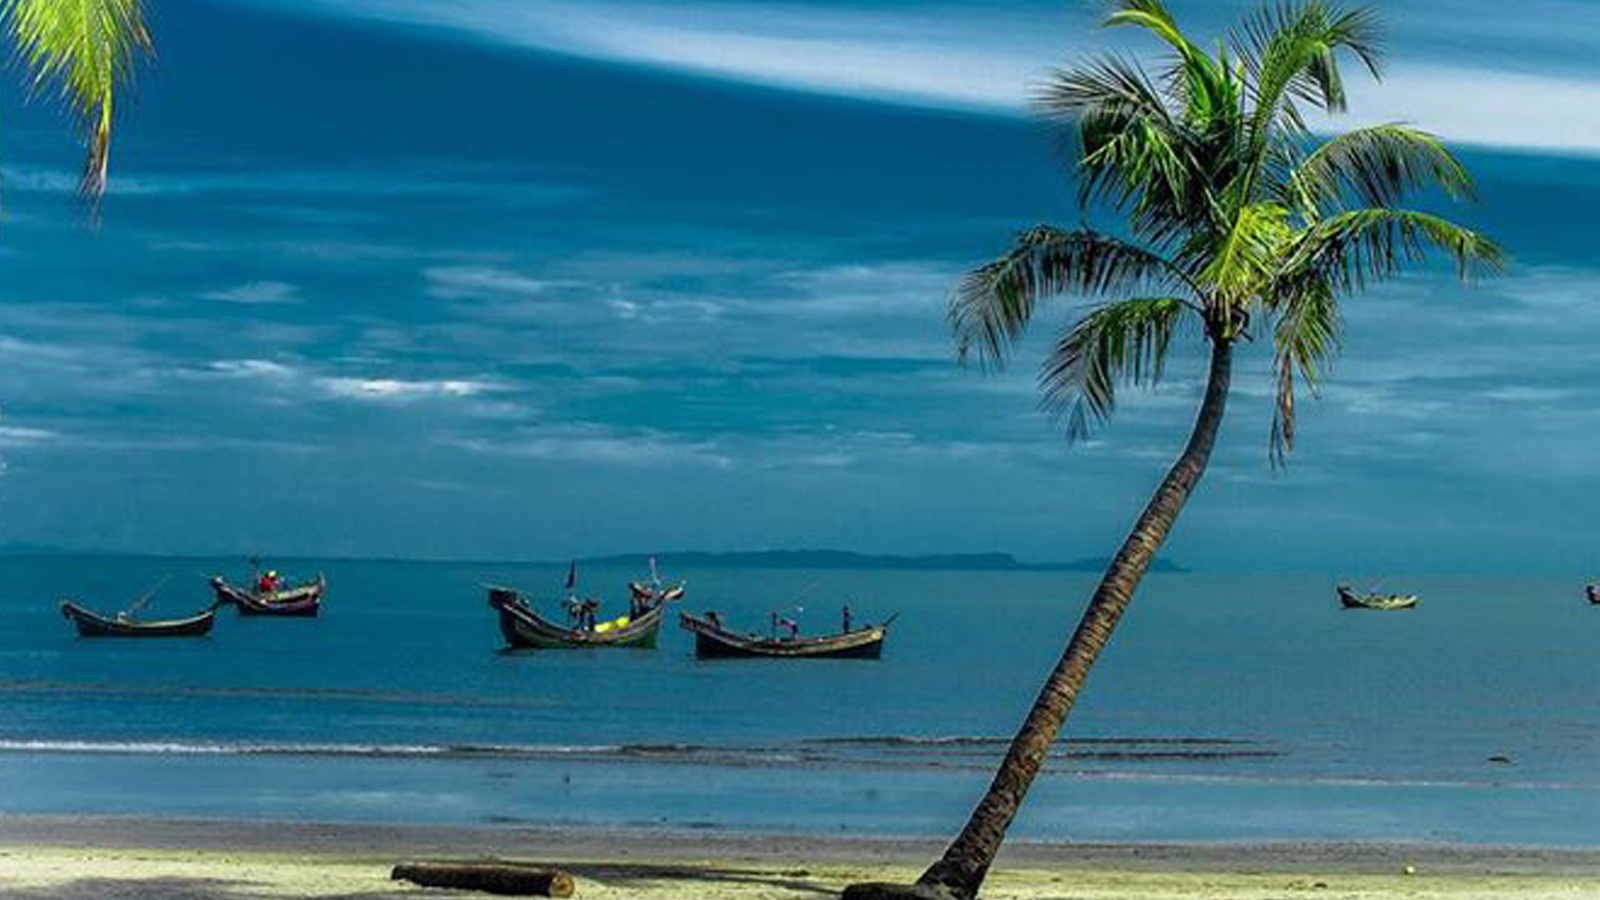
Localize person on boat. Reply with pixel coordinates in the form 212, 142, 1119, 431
579, 597, 600, 630
771, 612, 799, 640
841, 605, 852, 633
705, 610, 723, 629
257, 570, 280, 595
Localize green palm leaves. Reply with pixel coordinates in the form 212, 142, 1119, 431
953, 0, 1500, 461
952, 226, 1197, 367
2, 0, 152, 203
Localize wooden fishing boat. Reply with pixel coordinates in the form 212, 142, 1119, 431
210, 575, 325, 617
487, 585, 666, 649
61, 600, 217, 637
679, 610, 892, 659
1337, 585, 1419, 611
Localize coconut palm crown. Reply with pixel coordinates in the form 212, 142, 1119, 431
846, 3, 1499, 900
2, 0, 152, 204
955, 0, 1499, 458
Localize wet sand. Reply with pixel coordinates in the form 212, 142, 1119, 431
5, 814, 1600, 898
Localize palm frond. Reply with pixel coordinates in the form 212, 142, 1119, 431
1039, 53, 1175, 124
1038, 295, 1196, 440
1105, 0, 1233, 125
1105, 0, 1186, 51
1268, 279, 1340, 464
1284, 123, 1472, 215
1038, 58, 1202, 247
951, 226, 1195, 368
1284, 208, 1503, 290
1234, 2, 1383, 143
2, 0, 152, 203
1198, 201, 1292, 314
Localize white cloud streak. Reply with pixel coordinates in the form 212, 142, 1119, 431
260, 0, 1600, 154
200, 358, 505, 404
319, 377, 498, 401
200, 280, 304, 305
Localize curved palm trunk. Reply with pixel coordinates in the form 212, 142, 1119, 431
918, 335, 1233, 898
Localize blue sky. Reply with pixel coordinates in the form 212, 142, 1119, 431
0, 0, 1595, 570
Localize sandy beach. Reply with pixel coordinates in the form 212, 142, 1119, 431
5, 815, 1600, 899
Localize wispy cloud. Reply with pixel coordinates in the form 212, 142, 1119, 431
319, 376, 500, 401
249, 0, 1600, 154
200, 280, 304, 305
1327, 64, 1600, 156
446, 422, 733, 468
425, 265, 560, 300
204, 359, 298, 380
197, 358, 507, 405
1, 163, 586, 203
0, 424, 58, 447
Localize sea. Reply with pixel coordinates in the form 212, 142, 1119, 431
2, 555, 1598, 845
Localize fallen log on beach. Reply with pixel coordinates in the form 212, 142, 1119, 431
391, 861, 576, 897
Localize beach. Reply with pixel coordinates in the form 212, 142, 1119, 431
6, 815, 1600, 899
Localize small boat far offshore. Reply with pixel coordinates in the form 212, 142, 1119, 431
1587, 584, 1600, 605
1337, 585, 1419, 611
679, 610, 893, 659
210, 574, 326, 617
61, 600, 219, 637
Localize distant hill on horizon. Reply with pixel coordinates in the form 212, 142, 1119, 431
0, 543, 1189, 572
583, 549, 1188, 573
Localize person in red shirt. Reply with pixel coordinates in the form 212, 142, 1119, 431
257, 570, 280, 594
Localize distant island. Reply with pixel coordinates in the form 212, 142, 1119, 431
0, 544, 1186, 572
583, 549, 1188, 573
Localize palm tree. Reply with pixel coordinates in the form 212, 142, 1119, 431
2, 0, 153, 206
844, 3, 1499, 899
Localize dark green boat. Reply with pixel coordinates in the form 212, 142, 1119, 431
487, 585, 666, 649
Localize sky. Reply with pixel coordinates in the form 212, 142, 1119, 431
0, 0, 1596, 570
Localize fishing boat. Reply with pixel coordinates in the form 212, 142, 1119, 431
210, 574, 325, 617
487, 585, 667, 649
1587, 584, 1600, 605
1337, 585, 1419, 611
61, 600, 218, 637
679, 610, 894, 659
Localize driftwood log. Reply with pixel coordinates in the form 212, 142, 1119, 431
391, 861, 576, 897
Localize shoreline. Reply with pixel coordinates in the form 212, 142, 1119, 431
9, 813, 1600, 874
9, 815, 1600, 899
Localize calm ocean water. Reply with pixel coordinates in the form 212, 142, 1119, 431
2, 555, 1598, 844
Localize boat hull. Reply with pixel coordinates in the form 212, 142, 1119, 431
1337, 587, 1418, 610
211, 576, 324, 617
61, 601, 216, 638
488, 586, 664, 649
679, 612, 886, 659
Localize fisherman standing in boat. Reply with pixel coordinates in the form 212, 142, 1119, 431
771, 610, 799, 640
841, 605, 852, 633
257, 570, 280, 596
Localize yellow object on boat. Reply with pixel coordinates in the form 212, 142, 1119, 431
593, 616, 631, 633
